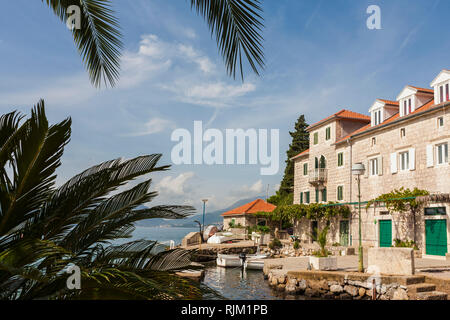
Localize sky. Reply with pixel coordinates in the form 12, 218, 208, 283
0, 0, 449, 215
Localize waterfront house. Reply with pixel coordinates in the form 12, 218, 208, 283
222, 198, 276, 230
291, 69, 450, 258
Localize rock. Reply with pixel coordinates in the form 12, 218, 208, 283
358, 288, 366, 297
330, 284, 344, 293
392, 288, 409, 300
277, 284, 286, 292
285, 284, 297, 295
339, 293, 352, 300
287, 278, 297, 286
318, 280, 329, 291
323, 293, 335, 300
328, 281, 339, 286
344, 285, 359, 297
277, 275, 286, 284
270, 277, 278, 286
304, 288, 319, 298
298, 279, 307, 291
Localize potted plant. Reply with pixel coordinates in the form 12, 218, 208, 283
308, 226, 337, 270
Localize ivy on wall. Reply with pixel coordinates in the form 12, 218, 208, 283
255, 202, 351, 222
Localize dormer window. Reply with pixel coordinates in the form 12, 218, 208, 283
369, 99, 399, 127
430, 70, 450, 104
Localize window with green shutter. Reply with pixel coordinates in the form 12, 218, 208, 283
303, 163, 308, 175
337, 152, 344, 167
322, 188, 327, 202
337, 186, 343, 201
326, 127, 331, 140
315, 188, 319, 203
305, 191, 310, 203
300, 192, 303, 204
314, 132, 318, 145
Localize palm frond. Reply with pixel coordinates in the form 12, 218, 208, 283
42, 0, 123, 87
190, 0, 265, 80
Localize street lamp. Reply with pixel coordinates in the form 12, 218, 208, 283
352, 162, 365, 273
201, 199, 208, 235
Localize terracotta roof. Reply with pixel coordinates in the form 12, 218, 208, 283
377, 99, 399, 106
291, 148, 310, 160
335, 98, 436, 144
307, 109, 370, 131
409, 86, 434, 94
221, 199, 276, 216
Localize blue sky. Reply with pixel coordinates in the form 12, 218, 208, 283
0, 0, 449, 214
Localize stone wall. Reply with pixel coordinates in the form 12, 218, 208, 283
367, 247, 414, 275
265, 270, 410, 300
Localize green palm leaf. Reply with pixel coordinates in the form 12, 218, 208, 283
190, 0, 265, 79
42, 0, 123, 87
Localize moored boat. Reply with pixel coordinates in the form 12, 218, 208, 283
216, 253, 268, 269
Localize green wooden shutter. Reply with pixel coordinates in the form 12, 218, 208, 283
303, 163, 308, 175
379, 220, 392, 247
322, 188, 327, 202
426, 219, 447, 256
326, 127, 330, 140
314, 132, 318, 144
300, 192, 303, 204
337, 186, 343, 201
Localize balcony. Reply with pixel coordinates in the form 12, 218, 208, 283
308, 168, 327, 185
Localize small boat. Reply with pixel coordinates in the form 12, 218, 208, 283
216, 253, 268, 270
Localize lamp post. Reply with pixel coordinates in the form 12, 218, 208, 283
352, 162, 365, 273
201, 199, 208, 235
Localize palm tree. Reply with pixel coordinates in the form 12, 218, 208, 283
0, 100, 213, 299
40, 0, 264, 87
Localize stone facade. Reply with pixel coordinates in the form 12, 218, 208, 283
292, 70, 450, 256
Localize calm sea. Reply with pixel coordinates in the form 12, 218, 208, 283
123, 226, 198, 245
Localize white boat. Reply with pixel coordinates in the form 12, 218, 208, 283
216, 253, 268, 269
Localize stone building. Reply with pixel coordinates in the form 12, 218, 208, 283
221, 198, 276, 230
292, 69, 450, 257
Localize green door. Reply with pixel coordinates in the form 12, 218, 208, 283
426, 220, 447, 256
340, 220, 349, 246
379, 220, 392, 247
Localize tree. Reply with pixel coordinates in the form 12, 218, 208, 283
0, 101, 214, 299
38, 0, 265, 87
277, 115, 309, 197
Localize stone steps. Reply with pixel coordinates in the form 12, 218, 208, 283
407, 283, 436, 293
398, 275, 426, 285
416, 291, 448, 300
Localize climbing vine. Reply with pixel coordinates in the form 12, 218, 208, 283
255, 202, 351, 222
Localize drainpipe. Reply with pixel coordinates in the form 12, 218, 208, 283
347, 138, 353, 246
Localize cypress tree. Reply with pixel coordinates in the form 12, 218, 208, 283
278, 115, 309, 197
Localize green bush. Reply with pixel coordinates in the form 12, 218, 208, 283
293, 240, 300, 250
269, 238, 282, 249
394, 238, 419, 250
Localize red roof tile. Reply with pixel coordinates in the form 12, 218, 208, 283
377, 99, 399, 106
409, 86, 434, 94
335, 98, 436, 144
291, 148, 310, 160
221, 199, 276, 216
307, 109, 370, 131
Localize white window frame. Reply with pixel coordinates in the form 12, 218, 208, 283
399, 151, 409, 171
436, 142, 449, 165
369, 157, 379, 176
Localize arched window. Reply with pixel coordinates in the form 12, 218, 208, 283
319, 155, 326, 169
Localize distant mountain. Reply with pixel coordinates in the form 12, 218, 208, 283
136, 195, 265, 228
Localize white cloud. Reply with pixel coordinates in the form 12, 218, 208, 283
157, 172, 195, 195
125, 117, 176, 136
229, 179, 264, 198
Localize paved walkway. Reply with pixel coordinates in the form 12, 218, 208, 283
264, 255, 450, 275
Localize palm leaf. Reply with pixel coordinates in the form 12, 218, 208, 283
42, 0, 123, 87
190, 0, 265, 80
